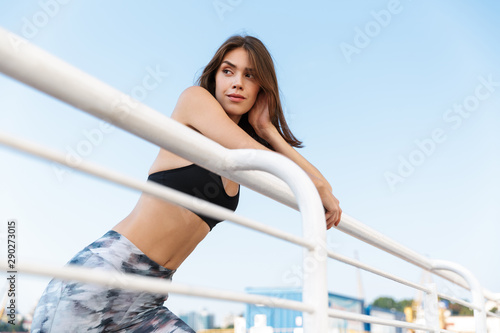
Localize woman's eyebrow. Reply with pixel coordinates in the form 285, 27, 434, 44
222, 60, 253, 72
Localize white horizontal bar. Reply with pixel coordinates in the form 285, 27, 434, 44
330, 308, 455, 332
326, 249, 431, 293
0, 131, 315, 251
328, 308, 430, 331
487, 311, 500, 319
337, 214, 497, 302
1, 261, 314, 313
437, 292, 481, 311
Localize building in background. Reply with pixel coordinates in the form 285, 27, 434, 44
180, 309, 215, 331
245, 287, 366, 332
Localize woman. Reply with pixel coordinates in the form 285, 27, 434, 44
31, 35, 342, 332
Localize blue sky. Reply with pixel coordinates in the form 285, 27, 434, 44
1, 0, 499, 326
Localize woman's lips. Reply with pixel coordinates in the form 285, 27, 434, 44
227, 94, 245, 102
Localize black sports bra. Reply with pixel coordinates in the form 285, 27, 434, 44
147, 164, 240, 230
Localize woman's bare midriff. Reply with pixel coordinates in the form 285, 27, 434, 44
113, 193, 210, 270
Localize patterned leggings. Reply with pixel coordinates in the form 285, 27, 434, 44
31, 230, 195, 333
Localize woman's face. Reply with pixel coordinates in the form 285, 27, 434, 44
215, 47, 261, 123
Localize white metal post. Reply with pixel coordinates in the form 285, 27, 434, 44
424, 283, 440, 333
223, 150, 329, 333
431, 259, 487, 332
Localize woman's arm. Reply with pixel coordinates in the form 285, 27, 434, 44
172, 86, 341, 228
248, 92, 342, 228
172, 86, 271, 151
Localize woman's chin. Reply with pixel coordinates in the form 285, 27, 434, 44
225, 106, 249, 117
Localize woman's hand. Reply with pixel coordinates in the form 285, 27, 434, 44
309, 174, 342, 229
248, 91, 274, 138
322, 187, 342, 229
248, 91, 342, 229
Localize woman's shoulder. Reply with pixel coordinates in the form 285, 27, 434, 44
178, 86, 214, 103
172, 86, 266, 151
173, 86, 223, 122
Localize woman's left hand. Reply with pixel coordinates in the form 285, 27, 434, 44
322, 189, 342, 229
248, 91, 274, 137
308, 174, 342, 229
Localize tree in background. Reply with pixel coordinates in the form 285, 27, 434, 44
371, 297, 414, 313
448, 302, 473, 316
372, 297, 397, 311
372, 296, 485, 317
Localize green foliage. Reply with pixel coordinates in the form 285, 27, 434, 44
371, 297, 414, 312
372, 296, 484, 317
372, 297, 397, 310
395, 299, 414, 312
448, 302, 474, 316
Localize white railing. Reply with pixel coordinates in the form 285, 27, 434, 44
0, 26, 498, 332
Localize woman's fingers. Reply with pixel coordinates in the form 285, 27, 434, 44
333, 207, 342, 226
311, 179, 342, 230
325, 212, 339, 229
326, 215, 334, 229
321, 191, 342, 229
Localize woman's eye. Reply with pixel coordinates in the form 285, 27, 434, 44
246, 73, 254, 79
222, 69, 232, 75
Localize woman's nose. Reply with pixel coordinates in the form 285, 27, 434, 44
232, 75, 243, 89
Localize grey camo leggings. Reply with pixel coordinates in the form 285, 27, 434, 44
31, 230, 195, 333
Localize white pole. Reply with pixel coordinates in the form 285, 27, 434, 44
225, 150, 329, 333
431, 260, 487, 332
424, 283, 440, 333
0, 261, 314, 313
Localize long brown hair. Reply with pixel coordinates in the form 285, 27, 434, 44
197, 35, 303, 149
